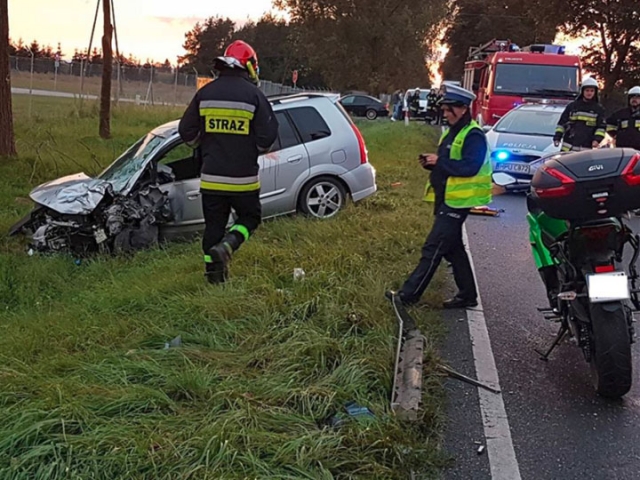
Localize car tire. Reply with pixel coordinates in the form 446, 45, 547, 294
298, 176, 347, 219
366, 109, 378, 120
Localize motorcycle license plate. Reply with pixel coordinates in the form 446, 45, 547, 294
495, 162, 530, 174
586, 272, 630, 303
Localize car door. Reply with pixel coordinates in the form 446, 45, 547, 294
153, 140, 203, 229
340, 95, 356, 115
154, 138, 277, 232
259, 109, 311, 216
353, 96, 369, 116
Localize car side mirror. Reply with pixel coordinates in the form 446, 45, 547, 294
482, 125, 492, 132
492, 172, 517, 186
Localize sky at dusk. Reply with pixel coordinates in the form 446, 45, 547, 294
8, 0, 280, 62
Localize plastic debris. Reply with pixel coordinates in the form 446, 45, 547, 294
324, 401, 375, 428
293, 268, 305, 281
164, 335, 182, 350
477, 445, 486, 455
470, 206, 503, 217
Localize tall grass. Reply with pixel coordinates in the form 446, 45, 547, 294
0, 97, 448, 479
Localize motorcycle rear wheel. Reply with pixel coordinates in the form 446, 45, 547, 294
589, 302, 633, 398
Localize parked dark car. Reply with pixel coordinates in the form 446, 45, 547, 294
339, 95, 389, 120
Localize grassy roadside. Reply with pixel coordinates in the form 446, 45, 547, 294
0, 97, 449, 479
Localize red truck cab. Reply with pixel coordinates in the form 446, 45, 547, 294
462, 40, 582, 126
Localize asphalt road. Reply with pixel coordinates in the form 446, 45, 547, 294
442, 193, 640, 480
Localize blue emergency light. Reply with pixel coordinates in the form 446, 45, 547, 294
495, 151, 510, 161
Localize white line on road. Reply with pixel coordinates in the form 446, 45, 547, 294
462, 225, 522, 480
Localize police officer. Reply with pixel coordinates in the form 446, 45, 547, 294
179, 40, 278, 284
606, 86, 640, 149
553, 77, 606, 151
386, 84, 492, 308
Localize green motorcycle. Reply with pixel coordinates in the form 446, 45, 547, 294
493, 148, 640, 399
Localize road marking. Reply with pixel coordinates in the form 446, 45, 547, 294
462, 225, 522, 480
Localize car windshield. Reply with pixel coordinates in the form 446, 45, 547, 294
494, 109, 562, 137
494, 64, 579, 97
98, 133, 165, 193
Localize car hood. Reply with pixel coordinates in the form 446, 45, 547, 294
487, 131, 559, 156
29, 173, 113, 215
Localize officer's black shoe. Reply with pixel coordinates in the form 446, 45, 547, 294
443, 296, 478, 309
385, 290, 416, 306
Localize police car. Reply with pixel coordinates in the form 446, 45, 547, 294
485, 103, 564, 188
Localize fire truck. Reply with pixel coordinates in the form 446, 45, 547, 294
462, 39, 582, 126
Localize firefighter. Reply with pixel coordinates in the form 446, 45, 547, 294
426, 88, 439, 124
606, 86, 640, 149
179, 40, 279, 284
553, 77, 606, 151
386, 84, 492, 308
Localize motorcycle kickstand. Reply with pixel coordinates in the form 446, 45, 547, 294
535, 325, 568, 362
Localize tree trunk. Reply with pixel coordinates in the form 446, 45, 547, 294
99, 0, 113, 139
0, 0, 16, 157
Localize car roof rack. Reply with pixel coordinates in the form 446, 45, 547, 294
269, 92, 340, 105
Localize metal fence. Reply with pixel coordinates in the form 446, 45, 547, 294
10, 56, 332, 107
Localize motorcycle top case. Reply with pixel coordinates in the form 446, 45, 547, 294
531, 148, 640, 221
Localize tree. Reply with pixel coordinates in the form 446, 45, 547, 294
0, 0, 16, 157
275, 0, 447, 93
441, 0, 567, 81
562, 0, 640, 101
180, 16, 235, 74
28, 39, 40, 57
233, 15, 298, 85
99, 0, 113, 139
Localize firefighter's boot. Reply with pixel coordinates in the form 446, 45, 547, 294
207, 231, 244, 282
205, 261, 226, 285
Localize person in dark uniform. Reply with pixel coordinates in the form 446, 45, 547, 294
179, 40, 278, 284
386, 84, 493, 308
553, 77, 606, 151
606, 86, 640, 149
426, 88, 439, 124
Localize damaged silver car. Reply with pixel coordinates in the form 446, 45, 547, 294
9, 130, 176, 255
9, 93, 377, 255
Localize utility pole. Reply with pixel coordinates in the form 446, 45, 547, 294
0, 0, 16, 157
99, 0, 113, 138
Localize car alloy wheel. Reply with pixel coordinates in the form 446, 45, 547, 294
302, 179, 346, 219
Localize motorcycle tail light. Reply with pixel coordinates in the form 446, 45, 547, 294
534, 166, 575, 198
594, 264, 616, 273
622, 153, 640, 186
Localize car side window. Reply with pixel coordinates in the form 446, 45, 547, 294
354, 96, 368, 105
273, 111, 301, 151
341, 96, 355, 105
157, 142, 193, 165
287, 106, 332, 143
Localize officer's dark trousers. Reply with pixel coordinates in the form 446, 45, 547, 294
201, 192, 262, 256
399, 204, 477, 303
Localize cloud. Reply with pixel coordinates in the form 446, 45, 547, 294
150, 16, 204, 29
149, 15, 256, 30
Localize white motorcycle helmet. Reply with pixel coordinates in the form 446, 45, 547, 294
628, 86, 640, 97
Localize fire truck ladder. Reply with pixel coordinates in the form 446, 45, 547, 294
467, 39, 514, 61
